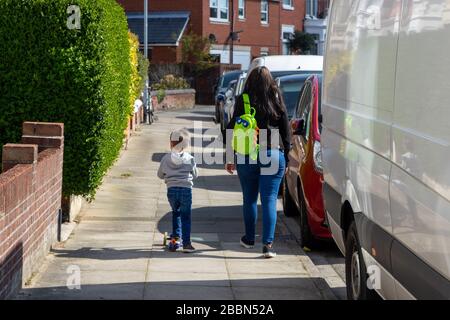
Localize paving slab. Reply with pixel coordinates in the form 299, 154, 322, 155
144, 284, 234, 300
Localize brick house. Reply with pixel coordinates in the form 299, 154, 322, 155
118, 0, 309, 69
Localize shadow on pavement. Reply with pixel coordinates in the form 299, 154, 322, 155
16, 276, 333, 300
190, 110, 215, 116
194, 175, 241, 192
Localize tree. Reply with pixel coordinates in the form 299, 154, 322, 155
180, 32, 215, 73
289, 31, 316, 55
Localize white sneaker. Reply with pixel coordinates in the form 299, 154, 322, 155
240, 236, 255, 249
263, 244, 277, 258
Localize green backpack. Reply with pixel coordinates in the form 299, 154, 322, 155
232, 93, 259, 160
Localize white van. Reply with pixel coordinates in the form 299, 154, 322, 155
322, 0, 450, 300
248, 55, 323, 79
238, 55, 323, 96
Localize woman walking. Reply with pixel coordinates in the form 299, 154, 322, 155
225, 66, 291, 258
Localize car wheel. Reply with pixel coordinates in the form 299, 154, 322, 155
282, 177, 298, 217
345, 221, 379, 300
298, 185, 315, 248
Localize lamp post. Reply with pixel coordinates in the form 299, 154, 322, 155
144, 0, 150, 124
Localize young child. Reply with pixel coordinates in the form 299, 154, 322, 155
157, 129, 198, 253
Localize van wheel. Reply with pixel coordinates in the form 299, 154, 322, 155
298, 186, 314, 248
345, 221, 378, 300
282, 177, 298, 217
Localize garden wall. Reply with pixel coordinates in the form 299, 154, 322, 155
151, 89, 196, 111
0, 122, 64, 299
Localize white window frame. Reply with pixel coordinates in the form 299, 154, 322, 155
210, 0, 229, 22
306, 0, 318, 18
282, 0, 294, 10
238, 0, 246, 19
261, 0, 269, 25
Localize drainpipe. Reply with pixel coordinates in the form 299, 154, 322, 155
57, 209, 62, 242
230, 0, 234, 65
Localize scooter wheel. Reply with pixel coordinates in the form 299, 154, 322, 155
163, 232, 168, 246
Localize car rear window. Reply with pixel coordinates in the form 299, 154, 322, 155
221, 72, 241, 89
279, 79, 308, 118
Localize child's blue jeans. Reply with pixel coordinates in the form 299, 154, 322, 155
167, 187, 192, 245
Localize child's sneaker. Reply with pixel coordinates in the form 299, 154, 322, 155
263, 244, 276, 258
183, 243, 196, 253
168, 238, 181, 252
240, 236, 255, 249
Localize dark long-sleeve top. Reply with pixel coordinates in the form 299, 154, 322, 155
226, 94, 292, 163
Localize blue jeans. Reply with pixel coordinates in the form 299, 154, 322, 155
167, 187, 192, 245
236, 149, 286, 245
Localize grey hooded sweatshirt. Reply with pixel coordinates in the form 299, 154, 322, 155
157, 152, 198, 188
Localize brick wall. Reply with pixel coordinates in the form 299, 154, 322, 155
0, 122, 64, 299
151, 89, 196, 111
152, 46, 182, 64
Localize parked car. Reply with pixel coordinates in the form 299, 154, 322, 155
214, 70, 242, 123
222, 72, 247, 129
276, 74, 320, 119
322, 0, 450, 300
282, 74, 331, 248
218, 79, 238, 132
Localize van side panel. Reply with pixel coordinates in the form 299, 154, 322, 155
322, 0, 402, 234
390, 0, 450, 286
323, 0, 403, 299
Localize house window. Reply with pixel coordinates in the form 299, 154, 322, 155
281, 25, 295, 55
310, 34, 320, 55
238, 0, 245, 19
306, 0, 318, 18
210, 0, 229, 21
261, 0, 269, 24
282, 0, 294, 10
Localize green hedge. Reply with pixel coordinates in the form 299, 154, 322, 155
0, 0, 132, 199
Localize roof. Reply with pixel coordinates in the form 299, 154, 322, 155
277, 73, 320, 82
127, 11, 190, 46
249, 55, 324, 72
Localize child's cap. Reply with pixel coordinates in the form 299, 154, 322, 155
170, 129, 190, 152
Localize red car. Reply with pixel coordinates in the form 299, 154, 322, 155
282, 74, 332, 247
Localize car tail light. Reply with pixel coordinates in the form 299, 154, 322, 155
313, 140, 323, 173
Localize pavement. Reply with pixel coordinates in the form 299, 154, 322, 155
15, 106, 345, 300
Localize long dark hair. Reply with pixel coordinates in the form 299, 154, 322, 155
243, 66, 286, 121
